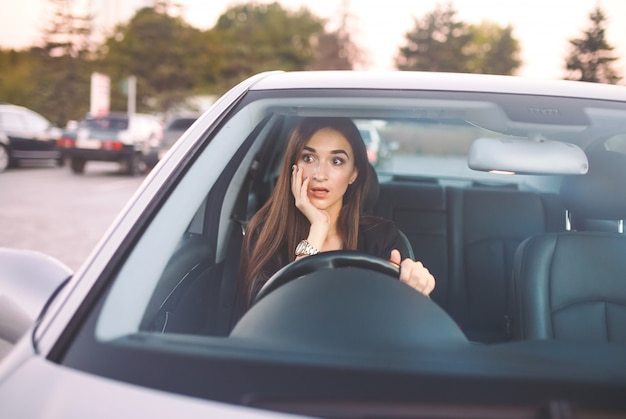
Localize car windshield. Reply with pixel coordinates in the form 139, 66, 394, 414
57, 75, 626, 413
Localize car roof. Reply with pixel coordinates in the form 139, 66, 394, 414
0, 103, 33, 112
249, 70, 626, 101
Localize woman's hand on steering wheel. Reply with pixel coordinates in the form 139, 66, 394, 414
390, 249, 435, 297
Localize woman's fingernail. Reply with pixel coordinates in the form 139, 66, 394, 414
292, 165, 295, 172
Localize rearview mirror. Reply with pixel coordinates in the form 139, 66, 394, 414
468, 137, 589, 175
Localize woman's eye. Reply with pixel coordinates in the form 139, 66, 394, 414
302, 154, 314, 163
332, 157, 345, 165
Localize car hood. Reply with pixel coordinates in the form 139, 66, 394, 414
0, 355, 308, 418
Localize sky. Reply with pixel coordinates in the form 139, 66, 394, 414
1, 0, 625, 81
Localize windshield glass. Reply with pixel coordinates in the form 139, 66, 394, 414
91, 89, 626, 338
60, 85, 626, 413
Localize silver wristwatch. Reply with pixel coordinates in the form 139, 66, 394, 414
295, 239, 320, 256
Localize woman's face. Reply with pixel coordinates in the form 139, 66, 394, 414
297, 127, 358, 216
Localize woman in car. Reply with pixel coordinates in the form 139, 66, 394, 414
240, 117, 435, 308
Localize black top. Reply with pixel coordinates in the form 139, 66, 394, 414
247, 216, 410, 306
357, 216, 410, 260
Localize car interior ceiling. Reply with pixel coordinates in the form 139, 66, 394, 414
141, 105, 626, 350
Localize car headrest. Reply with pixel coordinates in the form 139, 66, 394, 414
560, 150, 626, 220
362, 163, 379, 214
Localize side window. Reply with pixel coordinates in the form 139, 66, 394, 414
94, 104, 270, 341
1, 112, 26, 132
23, 110, 50, 132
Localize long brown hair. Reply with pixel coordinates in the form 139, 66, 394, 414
240, 117, 370, 306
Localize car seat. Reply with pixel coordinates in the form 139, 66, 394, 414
509, 150, 626, 342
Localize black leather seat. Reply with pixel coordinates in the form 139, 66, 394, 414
374, 178, 565, 342
364, 164, 415, 259
447, 186, 565, 343
509, 151, 626, 342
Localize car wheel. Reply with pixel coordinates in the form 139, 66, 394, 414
124, 153, 145, 176
0, 145, 9, 172
70, 158, 86, 174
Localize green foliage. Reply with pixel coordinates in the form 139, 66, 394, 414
564, 6, 622, 84
0, 1, 363, 122
465, 22, 521, 75
0, 0, 93, 126
211, 2, 325, 89
31, 52, 93, 126
42, 0, 92, 59
309, 27, 361, 71
98, 7, 206, 113
0, 49, 41, 108
396, 4, 471, 72
395, 3, 521, 75
37, 0, 93, 125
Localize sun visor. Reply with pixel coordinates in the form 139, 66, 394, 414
468, 137, 589, 175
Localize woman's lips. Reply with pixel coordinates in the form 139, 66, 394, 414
310, 187, 328, 198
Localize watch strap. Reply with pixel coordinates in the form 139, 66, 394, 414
295, 239, 320, 256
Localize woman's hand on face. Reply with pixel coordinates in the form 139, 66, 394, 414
390, 249, 436, 296
291, 165, 330, 227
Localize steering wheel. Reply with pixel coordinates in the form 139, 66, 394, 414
253, 250, 399, 305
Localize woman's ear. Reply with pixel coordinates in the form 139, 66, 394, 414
349, 168, 358, 184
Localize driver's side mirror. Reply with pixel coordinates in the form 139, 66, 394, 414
0, 248, 72, 359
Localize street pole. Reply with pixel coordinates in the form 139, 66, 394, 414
128, 75, 136, 116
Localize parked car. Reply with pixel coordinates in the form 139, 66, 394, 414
2, 71, 626, 417
0, 103, 62, 172
158, 115, 199, 160
355, 119, 392, 166
58, 112, 163, 175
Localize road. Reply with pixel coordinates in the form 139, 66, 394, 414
0, 161, 145, 271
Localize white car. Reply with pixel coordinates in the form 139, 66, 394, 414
1, 71, 626, 417
59, 112, 164, 175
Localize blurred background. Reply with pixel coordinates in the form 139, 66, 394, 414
0, 0, 624, 270
1, 0, 625, 126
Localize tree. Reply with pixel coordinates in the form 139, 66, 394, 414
564, 5, 621, 84
395, 3, 471, 72
99, 7, 206, 113
0, 0, 93, 125
1, 1, 366, 119
0, 49, 43, 109
308, 1, 363, 71
465, 22, 521, 75
395, 3, 521, 75
211, 2, 325, 88
31, 0, 94, 125
308, 30, 353, 70
42, 0, 92, 58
